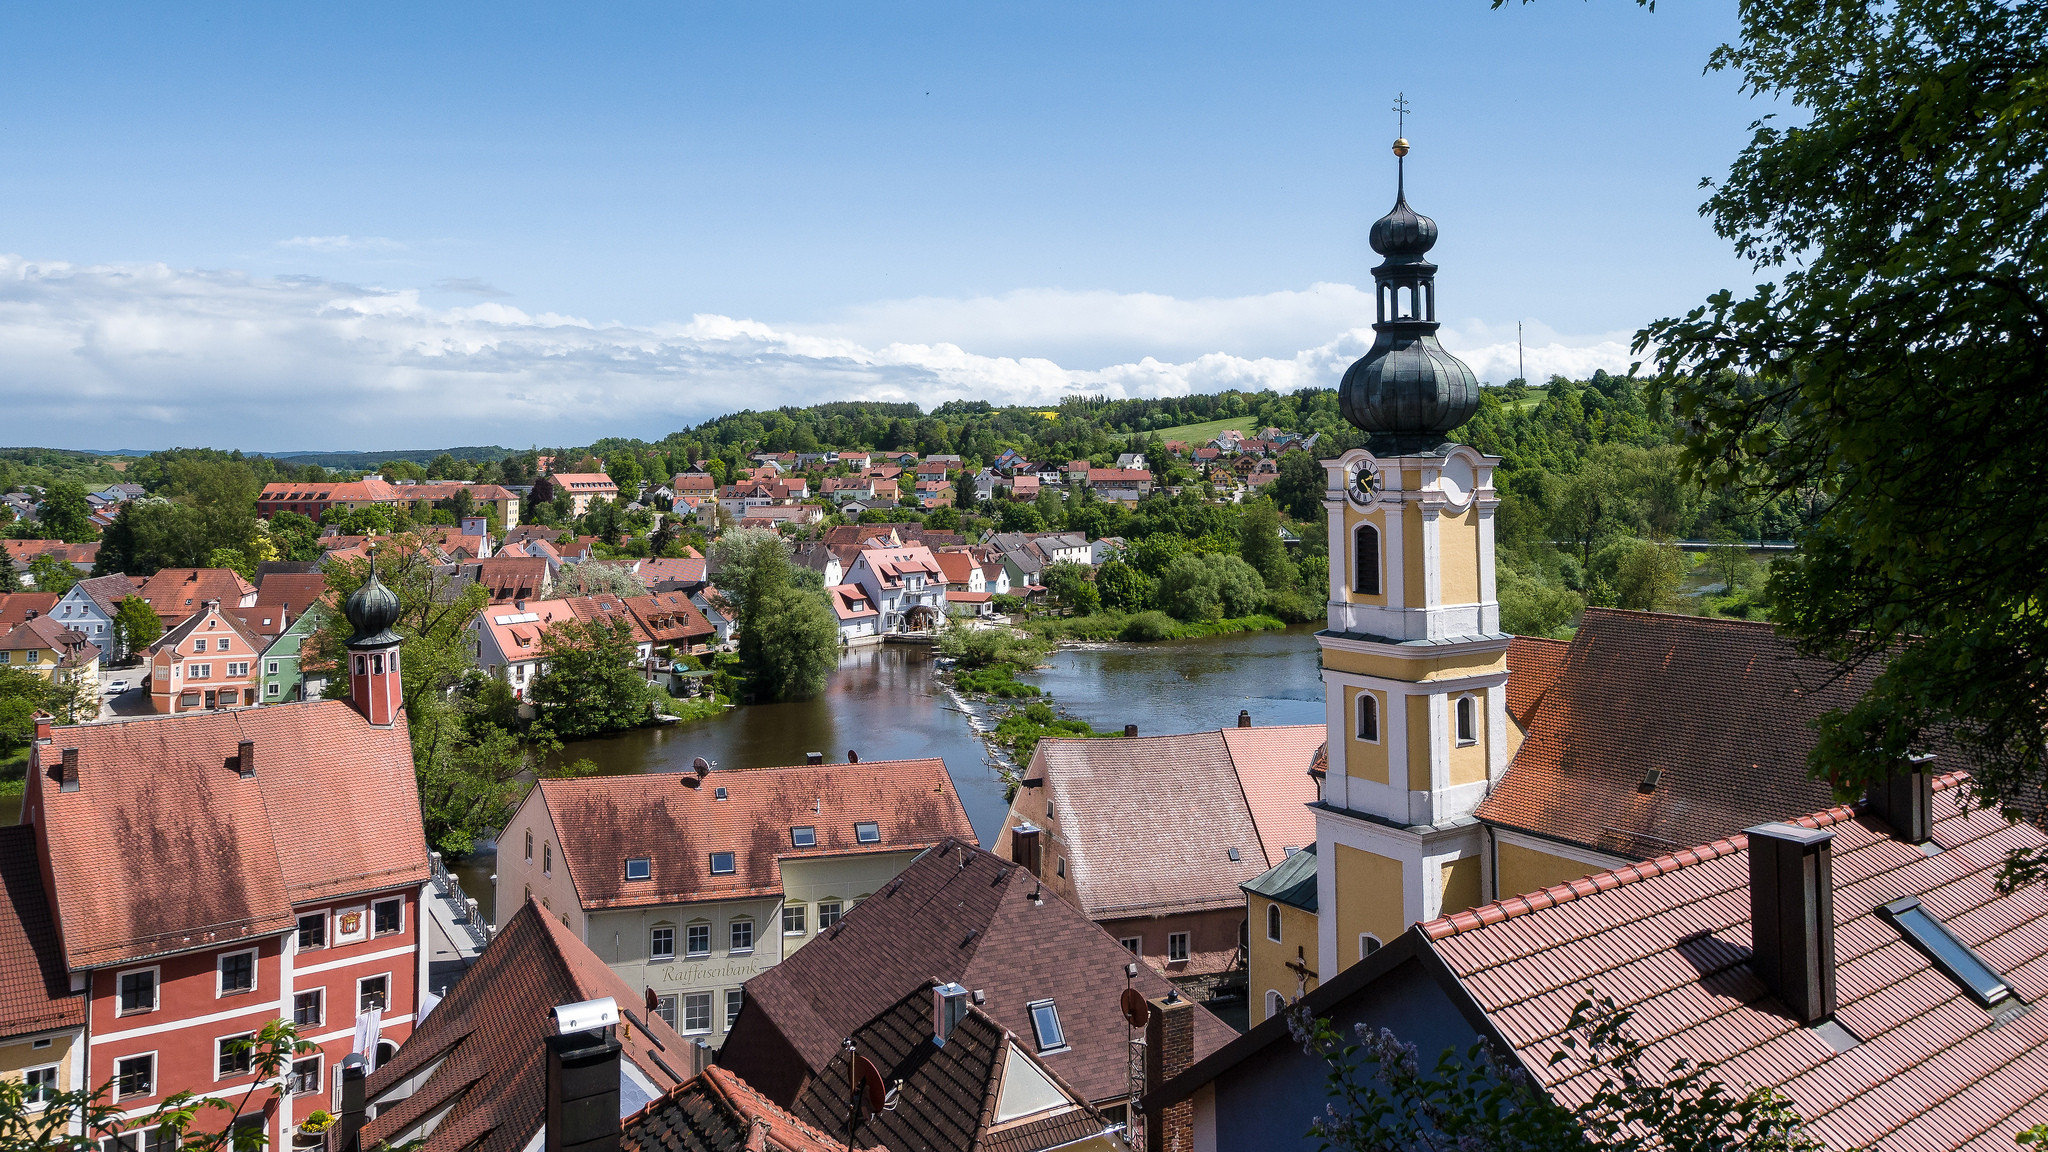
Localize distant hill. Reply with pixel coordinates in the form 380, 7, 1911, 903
249, 446, 517, 469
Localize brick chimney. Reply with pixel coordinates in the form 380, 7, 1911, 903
1237, 709, 1251, 728
1010, 822, 1042, 876
1144, 992, 1196, 1152
1747, 822, 1836, 1025
32, 711, 53, 742
1866, 753, 1937, 845
237, 739, 256, 780
58, 748, 79, 793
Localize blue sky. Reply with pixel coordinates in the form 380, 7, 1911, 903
0, 1, 1766, 451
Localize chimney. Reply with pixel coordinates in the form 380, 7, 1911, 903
932, 982, 969, 1047
59, 748, 79, 793
1237, 709, 1251, 728
1143, 992, 1196, 1152
1124, 724, 1138, 738
237, 739, 256, 779
33, 712, 53, 742
546, 998, 623, 1152
1866, 753, 1937, 845
688, 1038, 713, 1077
1010, 822, 1043, 876
806, 751, 824, 765
1747, 822, 1836, 1025
516, 598, 527, 611
335, 1053, 369, 1152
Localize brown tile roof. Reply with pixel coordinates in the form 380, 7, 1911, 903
472, 556, 549, 602
136, 567, 256, 622
1027, 727, 1322, 920
1426, 774, 2048, 1149
1, 540, 98, 567
0, 826, 85, 1039
364, 896, 690, 1152
567, 594, 654, 644
931, 552, 977, 586
635, 557, 708, 591
1504, 633, 1569, 728
1477, 609, 1862, 860
0, 614, 100, 668
35, 700, 429, 968
252, 572, 330, 613
785, 989, 1112, 1152
68, 574, 143, 618
623, 592, 714, 646
0, 593, 59, 626
724, 839, 1234, 1110
538, 759, 973, 911
624, 1065, 842, 1152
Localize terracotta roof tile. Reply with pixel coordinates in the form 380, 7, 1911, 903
623, 592, 714, 646
1478, 609, 1869, 857
364, 897, 690, 1152
1504, 633, 1569, 727
0, 826, 85, 1038
1032, 727, 1322, 920
1428, 775, 2048, 1150
723, 839, 1234, 1110
539, 759, 973, 910
0, 593, 60, 626
36, 700, 429, 967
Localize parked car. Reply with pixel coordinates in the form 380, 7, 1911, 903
105, 679, 130, 694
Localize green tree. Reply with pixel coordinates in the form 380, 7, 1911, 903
95, 500, 205, 576
529, 616, 651, 740
206, 547, 255, 580
731, 542, 838, 701
266, 510, 322, 562
113, 595, 164, 657
1499, 566, 1584, 638
1095, 559, 1152, 613
39, 481, 95, 542
1272, 450, 1324, 522
1238, 498, 1296, 590
1609, 0, 2048, 879
1040, 562, 1099, 615
1599, 540, 1684, 613
996, 501, 1046, 533
0, 560, 19, 594
0, 666, 48, 758
0, 1018, 319, 1152
26, 553, 79, 595
553, 561, 649, 599
1290, 993, 1823, 1151
1157, 553, 1267, 622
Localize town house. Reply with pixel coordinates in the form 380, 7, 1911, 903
48, 574, 143, 661
844, 544, 947, 634
531, 472, 620, 516
137, 568, 258, 630
148, 600, 263, 713
493, 756, 972, 1050
468, 598, 575, 700
0, 614, 101, 691
0, 825, 85, 1108
21, 571, 431, 1151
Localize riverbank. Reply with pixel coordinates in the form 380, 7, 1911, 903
1021, 611, 1289, 644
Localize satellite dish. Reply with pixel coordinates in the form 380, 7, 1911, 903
1121, 987, 1151, 1029
855, 1055, 887, 1119
692, 757, 711, 776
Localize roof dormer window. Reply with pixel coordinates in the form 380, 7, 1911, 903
791, 826, 817, 848
854, 821, 880, 844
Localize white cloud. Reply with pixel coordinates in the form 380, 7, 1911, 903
0, 255, 1639, 451
277, 235, 406, 252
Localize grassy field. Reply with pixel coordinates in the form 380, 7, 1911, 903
1118, 415, 1261, 444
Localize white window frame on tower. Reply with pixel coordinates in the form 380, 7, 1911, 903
1455, 694, 1479, 746
1356, 691, 1380, 743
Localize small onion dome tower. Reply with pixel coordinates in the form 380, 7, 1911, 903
1337, 137, 1480, 456
344, 564, 404, 727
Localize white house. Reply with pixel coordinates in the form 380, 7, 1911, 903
845, 545, 947, 634
48, 574, 141, 660
468, 597, 576, 699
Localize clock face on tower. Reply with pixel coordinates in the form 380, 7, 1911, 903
1346, 457, 1384, 509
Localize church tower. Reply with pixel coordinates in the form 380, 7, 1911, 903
345, 565, 405, 727
1315, 136, 1509, 976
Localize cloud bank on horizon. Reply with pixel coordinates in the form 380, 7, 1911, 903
0, 255, 1642, 452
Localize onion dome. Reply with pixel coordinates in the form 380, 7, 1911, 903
344, 565, 403, 648
1337, 138, 1481, 455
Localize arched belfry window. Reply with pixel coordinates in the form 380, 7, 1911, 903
1266, 903, 1281, 943
1456, 695, 1479, 745
1353, 523, 1382, 595
1357, 693, 1379, 742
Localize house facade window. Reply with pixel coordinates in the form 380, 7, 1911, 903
217, 1034, 255, 1079
1455, 695, 1478, 745
1357, 693, 1379, 742
682, 992, 712, 1033
358, 975, 388, 1013
1267, 990, 1285, 1020
1267, 903, 1282, 943
372, 898, 403, 936
288, 1057, 320, 1096
730, 919, 754, 953
1027, 1000, 1067, 1051
217, 950, 256, 996
1353, 523, 1382, 595
293, 989, 324, 1027
543, 842, 552, 875
1360, 933, 1382, 959
725, 988, 743, 1028
817, 901, 842, 931
653, 994, 679, 1030
651, 925, 676, 960
686, 923, 711, 957
1167, 932, 1190, 963
782, 904, 806, 935
115, 1054, 154, 1100
24, 1065, 56, 1105
524, 830, 533, 862
117, 968, 158, 1015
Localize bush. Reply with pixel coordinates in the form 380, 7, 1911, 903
1157, 553, 1267, 622
1119, 611, 1178, 642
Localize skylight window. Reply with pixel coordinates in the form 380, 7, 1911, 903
1881, 897, 2014, 1010
854, 821, 880, 844
714, 787, 729, 800
1027, 999, 1067, 1052
709, 852, 736, 875
625, 857, 652, 881
791, 826, 817, 848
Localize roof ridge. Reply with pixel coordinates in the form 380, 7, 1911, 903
1421, 793, 1885, 941
1579, 606, 1783, 633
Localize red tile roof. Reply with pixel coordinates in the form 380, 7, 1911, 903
635, 557, 707, 590
535, 759, 973, 910
623, 1065, 843, 1152
1017, 726, 1323, 920
623, 592, 714, 646
1504, 633, 1569, 728
827, 585, 878, 621
724, 839, 1235, 1111
1425, 774, 2048, 1150
932, 552, 977, 587
34, 700, 429, 968
669, 473, 717, 493
1, 540, 98, 567
1477, 609, 1863, 859
0, 826, 85, 1039
0, 593, 59, 626
136, 567, 257, 623
252, 572, 329, 612
472, 556, 549, 602
363, 896, 690, 1152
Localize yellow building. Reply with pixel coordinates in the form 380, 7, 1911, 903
1241, 844, 1318, 1027
0, 614, 101, 684
0, 826, 86, 1108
